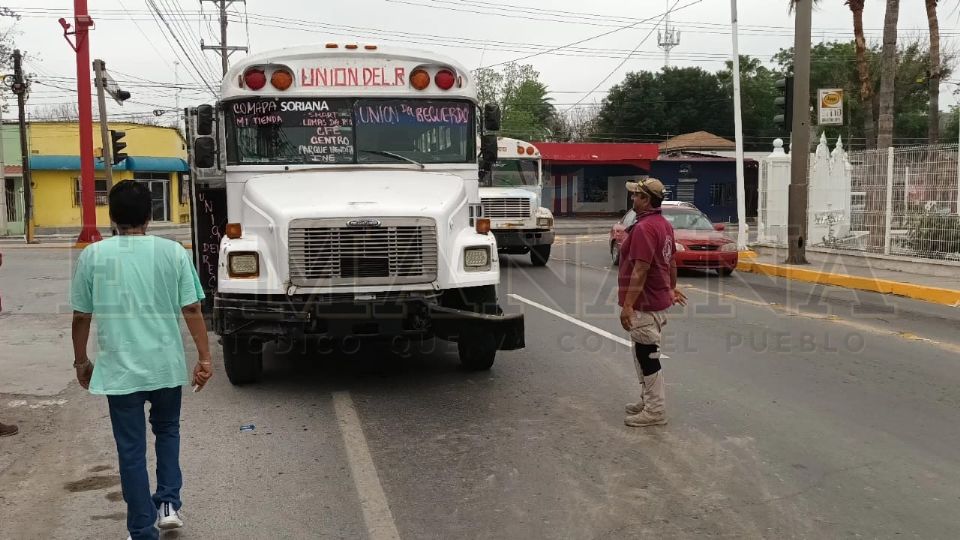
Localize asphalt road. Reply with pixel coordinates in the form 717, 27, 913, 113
2, 237, 960, 539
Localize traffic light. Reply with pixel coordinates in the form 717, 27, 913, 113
774, 76, 794, 133
110, 130, 128, 165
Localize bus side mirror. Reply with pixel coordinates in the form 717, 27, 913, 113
478, 134, 497, 179
194, 137, 216, 169
197, 104, 214, 136
480, 134, 498, 164
483, 103, 501, 132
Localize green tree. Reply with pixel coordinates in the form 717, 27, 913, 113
593, 67, 733, 141
0, 7, 20, 71
717, 55, 783, 149
945, 106, 959, 142
924, 0, 942, 143
773, 40, 950, 147
876, 0, 901, 149
474, 63, 558, 140
500, 79, 556, 140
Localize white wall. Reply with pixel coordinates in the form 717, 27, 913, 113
758, 135, 852, 246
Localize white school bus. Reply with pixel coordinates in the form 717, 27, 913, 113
481, 137, 554, 266
186, 44, 524, 384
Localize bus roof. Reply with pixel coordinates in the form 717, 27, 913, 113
497, 137, 541, 159
221, 44, 477, 102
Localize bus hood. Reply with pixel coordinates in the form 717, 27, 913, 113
479, 186, 539, 200
241, 170, 467, 223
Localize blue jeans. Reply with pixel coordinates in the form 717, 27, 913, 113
107, 386, 183, 540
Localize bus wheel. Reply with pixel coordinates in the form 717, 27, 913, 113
458, 331, 497, 371
223, 334, 264, 385
530, 244, 551, 266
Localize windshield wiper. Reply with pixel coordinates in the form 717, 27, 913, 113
360, 150, 425, 169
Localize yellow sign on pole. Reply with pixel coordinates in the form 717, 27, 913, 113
818, 88, 844, 126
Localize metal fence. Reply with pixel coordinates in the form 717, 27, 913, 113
846, 144, 959, 261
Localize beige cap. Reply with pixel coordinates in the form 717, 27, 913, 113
625, 178, 665, 199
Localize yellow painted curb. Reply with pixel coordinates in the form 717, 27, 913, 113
738, 250, 758, 260
737, 260, 960, 307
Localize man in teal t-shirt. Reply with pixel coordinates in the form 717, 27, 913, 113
71, 180, 213, 540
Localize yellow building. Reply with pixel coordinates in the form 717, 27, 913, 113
28, 122, 191, 231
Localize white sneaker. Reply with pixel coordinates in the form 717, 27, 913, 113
157, 502, 184, 530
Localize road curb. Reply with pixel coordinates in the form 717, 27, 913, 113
736, 260, 960, 307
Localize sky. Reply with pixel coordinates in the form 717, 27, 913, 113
4, 0, 959, 133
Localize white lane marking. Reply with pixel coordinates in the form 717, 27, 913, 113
332, 391, 402, 540
508, 293, 670, 358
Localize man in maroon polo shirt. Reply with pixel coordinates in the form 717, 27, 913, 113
618, 178, 686, 427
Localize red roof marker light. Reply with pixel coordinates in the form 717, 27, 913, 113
435, 69, 456, 90
244, 68, 266, 90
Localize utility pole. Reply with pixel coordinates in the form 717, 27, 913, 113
59, 2, 101, 245
11, 50, 35, 244
174, 60, 181, 127
657, 0, 680, 68
93, 59, 114, 192
730, 0, 747, 251
0, 104, 6, 236
200, 0, 248, 77
786, 0, 812, 265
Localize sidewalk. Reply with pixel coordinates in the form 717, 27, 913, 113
738, 246, 960, 307
553, 218, 615, 236
0, 224, 191, 248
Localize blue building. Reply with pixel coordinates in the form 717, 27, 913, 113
651, 152, 759, 224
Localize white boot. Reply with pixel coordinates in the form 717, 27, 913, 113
625, 371, 666, 427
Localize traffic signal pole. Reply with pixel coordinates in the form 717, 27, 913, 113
786, 0, 812, 265
67, 0, 102, 246
93, 59, 114, 191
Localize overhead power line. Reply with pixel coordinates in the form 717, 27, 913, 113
479, 0, 704, 69
145, 0, 217, 97
564, 0, 681, 112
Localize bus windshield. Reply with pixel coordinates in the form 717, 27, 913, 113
481, 159, 539, 187
224, 98, 475, 166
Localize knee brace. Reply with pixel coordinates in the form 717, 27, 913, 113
633, 343, 662, 376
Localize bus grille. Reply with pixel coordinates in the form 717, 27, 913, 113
288, 217, 438, 286
482, 197, 532, 219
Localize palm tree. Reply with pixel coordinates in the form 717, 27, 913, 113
846, 0, 876, 148
925, 0, 940, 144
876, 0, 901, 149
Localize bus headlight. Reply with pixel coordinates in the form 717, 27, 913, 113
228, 252, 260, 277
464, 247, 491, 271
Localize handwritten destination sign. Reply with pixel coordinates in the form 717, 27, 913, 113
192, 187, 227, 302
355, 100, 471, 126
229, 99, 355, 164
300, 66, 407, 88
226, 98, 474, 164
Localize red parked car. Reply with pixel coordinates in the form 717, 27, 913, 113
610, 206, 738, 275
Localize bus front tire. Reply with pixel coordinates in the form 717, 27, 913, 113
223, 334, 264, 385
458, 332, 497, 371
530, 244, 551, 267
